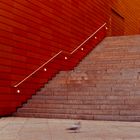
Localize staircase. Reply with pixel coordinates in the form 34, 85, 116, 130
14, 35, 140, 121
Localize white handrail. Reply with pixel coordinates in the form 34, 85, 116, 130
14, 51, 62, 88
70, 23, 106, 54
14, 22, 107, 88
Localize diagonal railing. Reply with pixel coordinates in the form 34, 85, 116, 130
70, 23, 107, 54
14, 22, 107, 89
14, 51, 62, 88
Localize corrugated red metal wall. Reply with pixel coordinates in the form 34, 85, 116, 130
1, 0, 139, 116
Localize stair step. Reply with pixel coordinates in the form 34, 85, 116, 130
14, 112, 94, 119
17, 107, 121, 115
22, 103, 140, 110
14, 112, 140, 121
27, 98, 125, 105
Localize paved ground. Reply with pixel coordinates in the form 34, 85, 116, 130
0, 117, 140, 140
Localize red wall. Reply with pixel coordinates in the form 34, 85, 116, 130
0, 0, 108, 116
108, 0, 140, 35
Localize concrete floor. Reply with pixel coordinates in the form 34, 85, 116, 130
0, 117, 140, 140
